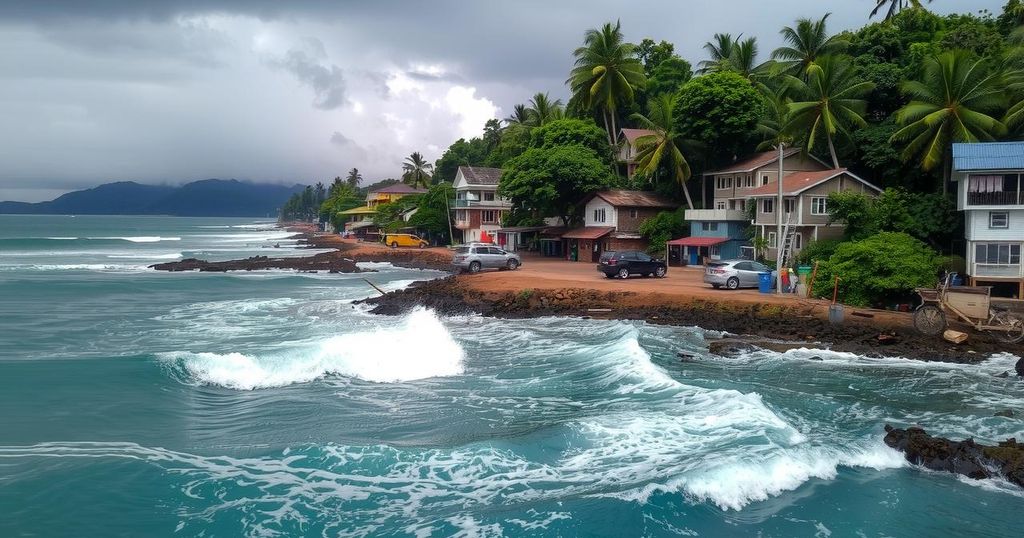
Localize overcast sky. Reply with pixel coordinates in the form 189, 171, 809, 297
0, 0, 1002, 202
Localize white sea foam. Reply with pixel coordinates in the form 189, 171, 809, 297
160, 307, 464, 389
96, 236, 181, 242
107, 252, 182, 260
0, 263, 150, 272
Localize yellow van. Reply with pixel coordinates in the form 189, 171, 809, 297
383, 233, 428, 249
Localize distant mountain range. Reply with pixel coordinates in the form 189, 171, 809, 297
0, 179, 306, 217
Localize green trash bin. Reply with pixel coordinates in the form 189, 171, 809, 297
797, 265, 812, 277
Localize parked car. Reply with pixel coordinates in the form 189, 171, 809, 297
597, 250, 667, 279
452, 245, 521, 273
704, 260, 772, 289
383, 233, 428, 249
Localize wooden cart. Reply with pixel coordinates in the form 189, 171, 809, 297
914, 275, 1024, 344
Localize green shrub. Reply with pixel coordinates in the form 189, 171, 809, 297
638, 209, 688, 255
815, 232, 940, 307
796, 239, 842, 266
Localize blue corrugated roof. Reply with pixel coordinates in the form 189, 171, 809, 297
953, 142, 1024, 171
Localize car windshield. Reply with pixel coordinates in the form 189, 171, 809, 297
455, 247, 470, 254
599, 252, 617, 262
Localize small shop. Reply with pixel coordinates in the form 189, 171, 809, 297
666, 236, 728, 267
561, 227, 614, 262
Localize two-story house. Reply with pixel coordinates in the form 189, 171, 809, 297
618, 128, 657, 178
747, 168, 880, 261
953, 142, 1024, 298
680, 149, 831, 264
451, 166, 512, 243
561, 190, 677, 262
338, 183, 426, 239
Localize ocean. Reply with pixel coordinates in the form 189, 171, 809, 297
1, 214, 1022, 537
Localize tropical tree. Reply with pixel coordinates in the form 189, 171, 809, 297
504, 104, 530, 126
772, 14, 847, 77
629, 93, 695, 209
890, 51, 1006, 192
783, 55, 875, 168
870, 0, 932, 21
483, 119, 502, 151
755, 83, 794, 151
568, 20, 646, 147
345, 168, 362, 189
526, 92, 565, 126
698, 33, 737, 74
401, 152, 434, 188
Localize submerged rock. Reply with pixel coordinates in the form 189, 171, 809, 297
995, 410, 1015, 418
1016, 357, 1024, 377
151, 252, 362, 273
883, 425, 1024, 489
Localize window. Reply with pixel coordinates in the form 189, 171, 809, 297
767, 232, 777, 248
636, 252, 652, 261
726, 177, 733, 188
716, 201, 727, 209
593, 208, 607, 223
456, 210, 467, 221
629, 209, 639, 219
762, 199, 774, 213
793, 233, 802, 250
701, 222, 719, 232
710, 245, 721, 256
761, 174, 770, 186
975, 243, 1022, 265
481, 210, 497, 224
483, 192, 495, 202
811, 197, 828, 215
783, 199, 796, 214
990, 211, 1009, 229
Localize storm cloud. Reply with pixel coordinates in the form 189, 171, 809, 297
0, 0, 1005, 201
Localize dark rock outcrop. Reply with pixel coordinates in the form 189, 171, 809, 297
150, 252, 362, 273
1016, 357, 1024, 377
883, 425, 1024, 488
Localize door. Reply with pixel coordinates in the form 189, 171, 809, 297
484, 247, 504, 267
635, 251, 655, 273
592, 240, 602, 263
733, 262, 756, 286
689, 247, 699, 265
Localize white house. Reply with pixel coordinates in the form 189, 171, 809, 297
953, 142, 1024, 298
451, 166, 512, 243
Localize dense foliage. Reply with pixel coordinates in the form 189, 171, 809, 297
815, 232, 941, 307
279, 184, 325, 222
827, 188, 959, 248
638, 209, 687, 255
673, 72, 763, 165
500, 144, 614, 226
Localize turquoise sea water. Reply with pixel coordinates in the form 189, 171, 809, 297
1, 215, 1023, 537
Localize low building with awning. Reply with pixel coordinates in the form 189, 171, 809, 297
666, 236, 732, 266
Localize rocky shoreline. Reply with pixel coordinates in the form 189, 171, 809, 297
884, 425, 1024, 489
151, 251, 364, 273
362, 276, 1020, 364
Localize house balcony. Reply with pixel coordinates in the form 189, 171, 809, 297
451, 198, 512, 208
684, 208, 749, 222
454, 219, 471, 230
972, 263, 1023, 279
967, 191, 1023, 207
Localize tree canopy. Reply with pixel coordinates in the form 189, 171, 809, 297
499, 144, 614, 226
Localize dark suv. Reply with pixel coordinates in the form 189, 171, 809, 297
597, 250, 667, 279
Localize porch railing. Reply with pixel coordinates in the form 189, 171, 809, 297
967, 191, 1022, 206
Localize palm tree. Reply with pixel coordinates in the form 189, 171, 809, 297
526, 92, 564, 127
345, 168, 362, 189
772, 14, 847, 77
755, 82, 794, 151
504, 104, 530, 126
698, 33, 737, 74
568, 20, 646, 147
891, 51, 1006, 192
629, 93, 695, 210
401, 152, 433, 189
870, 0, 932, 21
783, 55, 875, 168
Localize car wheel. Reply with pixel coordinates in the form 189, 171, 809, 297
469, 261, 481, 274
506, 259, 519, 270
655, 266, 666, 278
390, 242, 398, 248
419, 243, 426, 249
617, 268, 629, 279
726, 277, 739, 290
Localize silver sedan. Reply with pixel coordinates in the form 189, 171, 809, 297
704, 260, 772, 290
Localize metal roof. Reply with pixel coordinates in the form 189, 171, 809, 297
953, 142, 1024, 172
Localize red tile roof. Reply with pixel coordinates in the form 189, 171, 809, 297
620, 128, 657, 144
745, 169, 851, 196
704, 148, 803, 175
591, 190, 677, 208
561, 226, 615, 240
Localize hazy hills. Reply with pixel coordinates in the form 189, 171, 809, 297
0, 179, 305, 217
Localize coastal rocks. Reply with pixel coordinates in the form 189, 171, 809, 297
1016, 357, 1024, 377
995, 409, 1015, 418
707, 337, 821, 357
883, 425, 1024, 489
150, 252, 362, 273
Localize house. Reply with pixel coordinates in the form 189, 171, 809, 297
747, 168, 881, 263
451, 166, 512, 243
618, 128, 657, 178
680, 149, 831, 264
338, 183, 426, 240
952, 142, 1024, 298
562, 190, 678, 262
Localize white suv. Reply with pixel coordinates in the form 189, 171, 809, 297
452, 245, 521, 273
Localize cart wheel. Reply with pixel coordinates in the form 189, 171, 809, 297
913, 305, 946, 336
993, 311, 1024, 344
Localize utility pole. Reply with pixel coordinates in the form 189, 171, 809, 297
776, 143, 785, 295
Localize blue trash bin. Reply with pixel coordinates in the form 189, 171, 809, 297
758, 272, 773, 293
